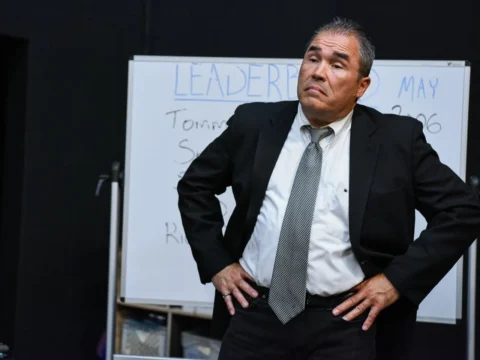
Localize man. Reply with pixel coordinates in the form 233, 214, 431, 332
177, 17, 480, 359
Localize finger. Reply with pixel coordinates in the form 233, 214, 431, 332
224, 294, 235, 315
333, 291, 364, 316
351, 280, 366, 291
241, 269, 255, 282
237, 279, 259, 298
212, 275, 230, 292
362, 305, 381, 331
236, 263, 255, 282
342, 300, 371, 321
232, 287, 249, 308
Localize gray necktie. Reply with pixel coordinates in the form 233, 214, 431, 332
268, 125, 334, 324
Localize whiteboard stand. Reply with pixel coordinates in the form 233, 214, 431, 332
118, 57, 475, 358
99, 163, 193, 360
467, 175, 479, 360
97, 161, 123, 360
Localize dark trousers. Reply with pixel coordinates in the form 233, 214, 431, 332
218, 288, 377, 360
375, 298, 417, 360
218, 283, 418, 360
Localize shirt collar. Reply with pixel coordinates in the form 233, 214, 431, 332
297, 103, 353, 137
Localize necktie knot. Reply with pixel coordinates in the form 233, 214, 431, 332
305, 126, 333, 144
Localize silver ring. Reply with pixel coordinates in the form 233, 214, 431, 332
222, 293, 232, 299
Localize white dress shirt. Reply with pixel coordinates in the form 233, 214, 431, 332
239, 104, 365, 296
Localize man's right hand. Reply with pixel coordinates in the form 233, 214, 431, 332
212, 263, 259, 315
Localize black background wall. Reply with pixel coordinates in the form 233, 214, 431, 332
0, 33, 27, 352
0, 1, 479, 359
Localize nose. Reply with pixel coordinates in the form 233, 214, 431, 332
312, 61, 327, 80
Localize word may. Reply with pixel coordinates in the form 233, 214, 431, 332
391, 105, 441, 134
174, 63, 299, 102
166, 108, 227, 131
398, 76, 439, 101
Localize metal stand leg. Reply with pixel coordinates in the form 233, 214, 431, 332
468, 176, 478, 360
97, 162, 123, 360
468, 240, 477, 360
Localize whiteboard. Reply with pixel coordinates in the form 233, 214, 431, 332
120, 56, 471, 324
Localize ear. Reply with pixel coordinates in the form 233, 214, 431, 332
356, 76, 371, 99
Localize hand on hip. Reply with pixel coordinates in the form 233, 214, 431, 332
212, 263, 259, 315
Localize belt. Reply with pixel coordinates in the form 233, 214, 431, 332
247, 281, 354, 309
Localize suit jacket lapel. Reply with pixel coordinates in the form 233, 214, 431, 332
243, 101, 298, 244
349, 105, 379, 248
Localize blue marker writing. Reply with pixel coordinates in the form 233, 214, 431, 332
287, 64, 299, 100
268, 64, 281, 100
206, 64, 225, 97
190, 63, 204, 96
174, 64, 187, 96
429, 78, 439, 99
246, 64, 262, 97
398, 76, 414, 102
227, 66, 247, 96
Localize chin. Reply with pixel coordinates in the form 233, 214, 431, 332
300, 97, 329, 112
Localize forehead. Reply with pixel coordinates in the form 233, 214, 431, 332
308, 31, 360, 58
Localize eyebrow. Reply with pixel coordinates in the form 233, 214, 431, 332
307, 45, 350, 62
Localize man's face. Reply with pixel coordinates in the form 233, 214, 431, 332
297, 31, 371, 121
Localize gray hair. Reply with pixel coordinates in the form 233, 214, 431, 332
307, 17, 375, 78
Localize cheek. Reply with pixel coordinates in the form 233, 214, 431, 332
336, 86, 359, 103
331, 76, 353, 92
298, 68, 309, 83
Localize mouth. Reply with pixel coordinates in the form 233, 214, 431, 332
305, 86, 327, 96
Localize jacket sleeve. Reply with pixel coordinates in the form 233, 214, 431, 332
384, 120, 480, 305
177, 111, 238, 284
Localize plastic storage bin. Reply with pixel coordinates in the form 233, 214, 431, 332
181, 331, 221, 359
121, 313, 167, 356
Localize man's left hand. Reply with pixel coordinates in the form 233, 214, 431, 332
332, 273, 400, 331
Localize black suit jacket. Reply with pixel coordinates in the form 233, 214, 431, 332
177, 100, 480, 338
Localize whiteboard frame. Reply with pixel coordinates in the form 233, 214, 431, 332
133, 55, 468, 68
120, 60, 136, 299
459, 65, 472, 319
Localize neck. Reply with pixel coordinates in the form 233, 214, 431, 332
302, 105, 355, 128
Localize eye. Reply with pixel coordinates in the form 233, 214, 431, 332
332, 63, 343, 69
309, 57, 318, 63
